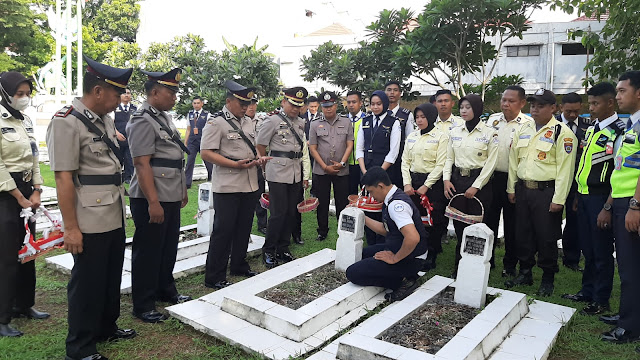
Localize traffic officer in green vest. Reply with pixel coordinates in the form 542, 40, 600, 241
127, 68, 192, 323
346, 90, 365, 195
600, 71, 640, 344
561, 82, 624, 316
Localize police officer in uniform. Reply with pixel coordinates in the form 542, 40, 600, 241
256, 87, 310, 267
485, 86, 532, 275
505, 89, 577, 296
0, 72, 49, 338
401, 103, 448, 270
308, 91, 354, 241
346, 90, 365, 195
346, 167, 428, 301
247, 95, 268, 234
385, 81, 415, 188
47, 57, 136, 360
356, 90, 402, 245
443, 94, 498, 275
561, 82, 624, 315
184, 96, 213, 188
113, 88, 136, 183
434, 89, 462, 133
201, 80, 266, 289
127, 68, 191, 323
599, 71, 640, 344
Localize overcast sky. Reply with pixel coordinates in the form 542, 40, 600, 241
136, 0, 576, 53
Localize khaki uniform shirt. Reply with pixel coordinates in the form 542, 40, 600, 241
401, 128, 449, 188
256, 110, 310, 184
507, 117, 577, 205
308, 114, 354, 176
0, 106, 43, 191
46, 98, 125, 234
127, 101, 186, 202
434, 114, 462, 133
200, 106, 259, 193
443, 121, 499, 189
486, 112, 533, 173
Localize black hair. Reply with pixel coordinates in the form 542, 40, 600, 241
307, 96, 319, 104
619, 71, 640, 90
83, 73, 108, 95
435, 89, 453, 100
384, 80, 401, 90
144, 80, 160, 96
587, 82, 616, 98
504, 85, 526, 100
561, 92, 582, 104
193, 96, 203, 102
346, 90, 362, 100
429, 94, 436, 104
361, 166, 392, 187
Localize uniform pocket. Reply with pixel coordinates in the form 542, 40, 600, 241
272, 158, 288, 167
152, 167, 179, 178
88, 143, 107, 154
1, 130, 20, 142
79, 190, 114, 207
336, 127, 348, 135
317, 128, 330, 136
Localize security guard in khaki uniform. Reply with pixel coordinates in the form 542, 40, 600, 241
485, 86, 533, 275
256, 87, 310, 268
506, 89, 577, 296
308, 91, 354, 241
0, 72, 48, 338
401, 103, 448, 270
433, 89, 462, 133
127, 68, 191, 324
201, 80, 267, 289
47, 57, 135, 360
443, 94, 498, 275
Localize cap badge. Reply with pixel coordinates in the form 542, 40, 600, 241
296, 90, 304, 98
324, 93, 331, 101
247, 91, 255, 99
175, 72, 182, 81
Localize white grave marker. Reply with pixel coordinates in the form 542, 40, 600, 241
454, 223, 494, 308
197, 182, 214, 236
335, 207, 365, 271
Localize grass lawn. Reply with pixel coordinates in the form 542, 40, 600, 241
0, 163, 637, 359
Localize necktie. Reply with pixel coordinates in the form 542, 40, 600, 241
627, 119, 633, 130
124, 105, 128, 112
195, 112, 199, 121
373, 116, 379, 132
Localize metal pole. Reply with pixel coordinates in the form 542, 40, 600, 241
66, 0, 73, 98
55, 0, 62, 103
76, 0, 83, 95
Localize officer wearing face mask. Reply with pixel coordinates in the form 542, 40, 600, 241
0, 72, 49, 338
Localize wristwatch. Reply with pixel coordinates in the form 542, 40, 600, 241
603, 202, 612, 211
340, 161, 346, 168
629, 198, 640, 209
33, 187, 43, 193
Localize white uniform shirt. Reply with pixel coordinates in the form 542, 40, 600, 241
355, 112, 402, 164
384, 185, 414, 229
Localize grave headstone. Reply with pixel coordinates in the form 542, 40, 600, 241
197, 182, 214, 236
335, 207, 365, 271
454, 223, 494, 308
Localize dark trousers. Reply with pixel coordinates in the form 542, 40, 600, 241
577, 194, 614, 305
451, 173, 492, 271
562, 187, 581, 266
254, 169, 268, 229
514, 183, 562, 274
0, 185, 36, 325
409, 175, 446, 256
205, 191, 258, 284
185, 140, 213, 186
263, 181, 302, 254
313, 173, 349, 237
292, 188, 302, 240
485, 171, 516, 269
130, 198, 180, 314
612, 198, 640, 333
119, 141, 134, 181
364, 211, 385, 246
348, 164, 361, 195
346, 244, 420, 290
66, 227, 125, 359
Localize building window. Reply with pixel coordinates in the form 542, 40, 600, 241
562, 43, 594, 55
506, 45, 540, 57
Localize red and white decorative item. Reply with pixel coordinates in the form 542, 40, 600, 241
419, 194, 434, 226
444, 194, 484, 225
259, 193, 270, 209
348, 187, 383, 212
297, 194, 319, 213
18, 206, 65, 263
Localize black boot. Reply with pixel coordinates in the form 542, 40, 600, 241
504, 268, 533, 288
0, 323, 23, 337
537, 271, 555, 296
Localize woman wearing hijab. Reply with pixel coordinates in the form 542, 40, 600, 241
0, 72, 49, 337
355, 90, 402, 245
442, 94, 498, 276
401, 103, 448, 270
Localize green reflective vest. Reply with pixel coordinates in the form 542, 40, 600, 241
348, 117, 362, 165
575, 125, 619, 195
611, 123, 640, 198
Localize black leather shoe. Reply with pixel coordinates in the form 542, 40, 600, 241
169, 294, 192, 304
263, 253, 278, 268
231, 270, 258, 277
561, 292, 592, 303
97, 328, 137, 342
65, 353, 109, 360
582, 302, 610, 316
0, 323, 23, 337
601, 327, 640, 343
505, 269, 533, 288
385, 279, 420, 302
537, 282, 554, 297
599, 314, 620, 326
132, 310, 168, 323
293, 236, 304, 245
564, 263, 583, 272
205, 280, 232, 289
316, 234, 327, 241
276, 252, 294, 263
501, 268, 516, 278
12, 307, 50, 320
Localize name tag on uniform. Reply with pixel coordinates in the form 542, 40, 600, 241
26, 127, 34, 133
476, 137, 489, 144
193, 128, 198, 135
539, 137, 554, 144
362, 125, 370, 129
519, 134, 531, 139
228, 129, 239, 133
1, 127, 16, 134
451, 136, 462, 141
408, 139, 416, 143
92, 137, 102, 142
426, 140, 439, 144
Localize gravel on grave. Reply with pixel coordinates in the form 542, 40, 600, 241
178, 230, 201, 243
379, 288, 481, 354
258, 263, 348, 310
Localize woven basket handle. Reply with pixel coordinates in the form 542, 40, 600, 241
447, 193, 485, 217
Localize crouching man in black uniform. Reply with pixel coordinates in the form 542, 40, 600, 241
346, 166, 428, 301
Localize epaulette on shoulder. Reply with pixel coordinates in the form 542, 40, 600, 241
267, 109, 279, 116
400, 107, 410, 114
132, 108, 145, 117
53, 105, 73, 119
212, 110, 224, 118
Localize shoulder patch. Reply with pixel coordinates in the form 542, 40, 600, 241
132, 109, 145, 117
54, 105, 73, 118
393, 203, 405, 212
212, 110, 223, 118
